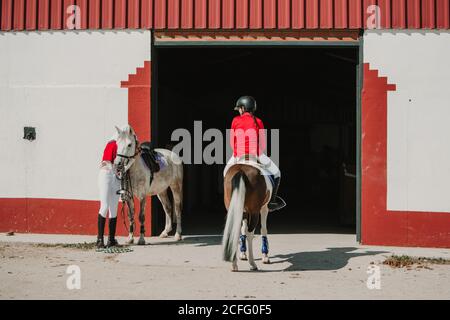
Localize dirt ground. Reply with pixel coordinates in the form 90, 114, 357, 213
1, 233, 449, 300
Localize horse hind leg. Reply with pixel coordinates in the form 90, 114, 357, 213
242, 218, 257, 271
260, 207, 270, 264
239, 218, 248, 261
170, 181, 183, 241
157, 190, 173, 238
137, 197, 146, 245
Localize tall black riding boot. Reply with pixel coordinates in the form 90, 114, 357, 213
96, 215, 106, 249
106, 217, 119, 248
268, 177, 286, 212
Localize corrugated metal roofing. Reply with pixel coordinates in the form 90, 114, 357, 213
1, 0, 449, 31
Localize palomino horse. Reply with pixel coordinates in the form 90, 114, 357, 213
222, 163, 272, 271
113, 125, 183, 245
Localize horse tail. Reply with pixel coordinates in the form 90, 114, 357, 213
222, 171, 246, 262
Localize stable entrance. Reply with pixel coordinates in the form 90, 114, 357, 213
152, 41, 360, 236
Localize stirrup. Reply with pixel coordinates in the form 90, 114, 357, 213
268, 197, 286, 212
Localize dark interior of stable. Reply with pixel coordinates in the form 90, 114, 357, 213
153, 46, 358, 235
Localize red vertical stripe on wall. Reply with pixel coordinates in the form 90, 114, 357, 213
155, 0, 167, 28
321, 0, 334, 28
26, 0, 38, 30
436, 0, 450, 29
13, 0, 25, 30
38, 0, 50, 30
114, 0, 126, 29
209, 0, 221, 29
264, 0, 276, 28
278, 0, 290, 29
181, 0, 193, 29
194, 0, 206, 29
1, 0, 13, 30
129, 0, 141, 29
76, 0, 87, 29
407, 0, 421, 29
348, 0, 362, 28
167, 0, 180, 29
320, 0, 333, 28
102, 0, 113, 28
391, 0, 406, 28
292, 0, 305, 29
334, 0, 347, 29
50, 0, 62, 29
363, 0, 377, 29
377, 0, 391, 29
422, 0, 436, 28
249, 0, 262, 29
305, 0, 319, 28
88, 0, 100, 29
236, 0, 249, 29
141, 0, 153, 29
63, 0, 75, 30
222, 0, 234, 28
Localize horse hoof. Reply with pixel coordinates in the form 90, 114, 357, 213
159, 231, 169, 238
137, 237, 146, 245
174, 233, 182, 241
231, 266, 238, 272
126, 238, 134, 245
250, 265, 258, 271
239, 253, 248, 261
262, 257, 271, 264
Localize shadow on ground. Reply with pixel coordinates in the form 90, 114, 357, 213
147, 235, 222, 247
269, 247, 389, 271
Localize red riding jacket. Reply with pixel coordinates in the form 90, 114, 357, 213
230, 112, 266, 157
102, 140, 117, 162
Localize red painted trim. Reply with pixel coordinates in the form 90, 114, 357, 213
362, 63, 450, 248
0, 198, 149, 236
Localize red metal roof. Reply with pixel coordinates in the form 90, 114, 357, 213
1, 0, 449, 31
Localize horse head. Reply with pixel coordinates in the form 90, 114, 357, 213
114, 125, 139, 170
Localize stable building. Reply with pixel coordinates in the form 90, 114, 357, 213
1, 0, 450, 248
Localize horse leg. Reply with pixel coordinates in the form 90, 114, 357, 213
157, 190, 173, 238
171, 182, 183, 241
126, 200, 136, 245
247, 229, 258, 271
239, 221, 248, 261
137, 197, 146, 245
260, 207, 270, 264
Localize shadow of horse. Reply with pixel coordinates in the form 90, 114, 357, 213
261, 247, 388, 272
143, 235, 222, 247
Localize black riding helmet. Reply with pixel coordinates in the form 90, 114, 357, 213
234, 96, 257, 113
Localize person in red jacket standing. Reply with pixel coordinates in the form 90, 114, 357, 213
96, 132, 121, 249
225, 96, 286, 212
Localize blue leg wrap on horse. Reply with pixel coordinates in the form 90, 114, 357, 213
239, 235, 247, 252
262, 236, 269, 254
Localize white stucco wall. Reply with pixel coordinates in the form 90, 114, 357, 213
364, 30, 450, 213
0, 30, 151, 200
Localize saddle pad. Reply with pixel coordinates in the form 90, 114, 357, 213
225, 159, 274, 192
155, 152, 168, 171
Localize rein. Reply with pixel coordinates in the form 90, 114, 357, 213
116, 138, 141, 233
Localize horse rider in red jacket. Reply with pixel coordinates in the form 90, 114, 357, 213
225, 96, 286, 212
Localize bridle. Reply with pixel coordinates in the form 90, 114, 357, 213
115, 135, 140, 232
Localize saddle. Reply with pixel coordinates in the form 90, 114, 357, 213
140, 141, 160, 174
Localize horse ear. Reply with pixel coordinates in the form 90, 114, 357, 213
115, 126, 122, 135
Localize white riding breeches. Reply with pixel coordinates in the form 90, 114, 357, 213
224, 154, 281, 178
98, 167, 121, 218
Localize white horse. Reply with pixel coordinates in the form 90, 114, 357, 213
114, 125, 184, 245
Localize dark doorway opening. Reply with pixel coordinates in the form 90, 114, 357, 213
153, 45, 358, 235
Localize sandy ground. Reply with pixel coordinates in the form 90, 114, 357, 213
0, 233, 449, 300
